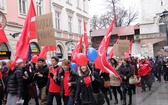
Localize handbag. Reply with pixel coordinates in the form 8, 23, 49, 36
104, 80, 110, 88
92, 90, 105, 105
129, 75, 139, 84
28, 83, 38, 98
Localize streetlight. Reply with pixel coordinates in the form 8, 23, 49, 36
160, 10, 168, 45
89, 29, 93, 47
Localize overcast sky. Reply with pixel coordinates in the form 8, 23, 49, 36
89, 0, 140, 16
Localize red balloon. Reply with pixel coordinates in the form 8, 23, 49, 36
31, 55, 39, 63
75, 53, 88, 66
124, 52, 129, 58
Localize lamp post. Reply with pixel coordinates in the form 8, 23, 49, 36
160, 10, 168, 45
89, 29, 93, 47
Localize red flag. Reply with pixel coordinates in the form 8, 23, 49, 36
39, 46, 56, 60
71, 36, 83, 62
109, 36, 120, 58
0, 71, 2, 78
39, 47, 47, 60
0, 24, 8, 42
94, 19, 122, 81
46, 46, 56, 51
83, 20, 88, 54
129, 40, 133, 54
11, 0, 36, 69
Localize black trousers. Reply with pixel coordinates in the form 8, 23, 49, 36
0, 87, 3, 105
63, 96, 69, 105
141, 75, 152, 91
47, 92, 62, 105
111, 86, 122, 100
102, 88, 110, 105
121, 82, 132, 104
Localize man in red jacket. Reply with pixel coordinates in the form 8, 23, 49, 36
138, 56, 152, 92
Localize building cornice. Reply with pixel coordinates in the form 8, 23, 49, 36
6, 22, 23, 28
52, 2, 64, 9
76, 13, 89, 20
66, 8, 74, 14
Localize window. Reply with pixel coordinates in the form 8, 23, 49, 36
68, 16, 72, 32
68, 44, 75, 53
19, 0, 27, 15
77, 0, 80, 8
0, 43, 8, 51
36, 0, 43, 15
55, 11, 60, 29
67, 0, 71, 4
78, 19, 82, 34
0, 0, 4, 9
83, 0, 86, 11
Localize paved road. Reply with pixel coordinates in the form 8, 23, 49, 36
28, 81, 168, 105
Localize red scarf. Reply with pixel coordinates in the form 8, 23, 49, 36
84, 76, 91, 87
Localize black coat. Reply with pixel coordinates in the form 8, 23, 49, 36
75, 71, 102, 105
7, 67, 23, 97
58, 68, 78, 97
119, 63, 133, 87
34, 64, 49, 88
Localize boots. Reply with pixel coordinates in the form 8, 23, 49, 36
128, 98, 132, 105
120, 95, 123, 101
122, 100, 126, 105
114, 99, 118, 104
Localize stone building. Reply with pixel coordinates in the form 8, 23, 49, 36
91, 0, 168, 58
138, 0, 168, 57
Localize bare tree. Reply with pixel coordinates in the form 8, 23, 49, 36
90, 0, 138, 29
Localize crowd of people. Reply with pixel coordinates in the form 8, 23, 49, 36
0, 55, 168, 105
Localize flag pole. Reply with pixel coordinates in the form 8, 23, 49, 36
0, 78, 5, 88
47, 46, 52, 62
44, 47, 49, 65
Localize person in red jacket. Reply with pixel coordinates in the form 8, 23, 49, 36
138, 56, 152, 92
47, 56, 62, 105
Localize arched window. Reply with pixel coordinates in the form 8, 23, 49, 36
159, 16, 168, 33
30, 42, 40, 53
68, 44, 75, 53
0, 43, 8, 51
56, 45, 63, 58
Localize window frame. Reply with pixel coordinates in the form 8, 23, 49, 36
68, 16, 72, 32
19, 0, 27, 15
78, 19, 82, 34
55, 11, 60, 29
0, 0, 4, 9
36, 0, 43, 16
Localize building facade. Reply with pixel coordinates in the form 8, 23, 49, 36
0, 0, 90, 60
137, 0, 168, 57
51, 0, 90, 60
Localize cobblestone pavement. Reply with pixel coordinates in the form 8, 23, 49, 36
27, 81, 168, 105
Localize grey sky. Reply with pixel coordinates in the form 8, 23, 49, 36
88, 0, 140, 24
89, 0, 140, 16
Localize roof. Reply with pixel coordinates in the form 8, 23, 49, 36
91, 25, 139, 37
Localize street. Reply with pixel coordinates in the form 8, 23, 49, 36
28, 81, 168, 105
